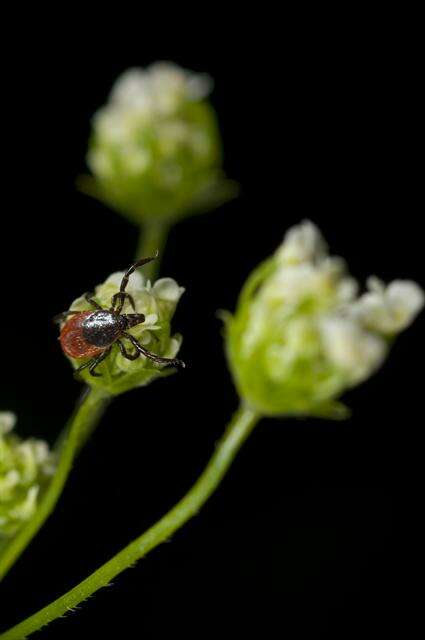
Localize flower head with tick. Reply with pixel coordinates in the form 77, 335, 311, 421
55, 256, 185, 395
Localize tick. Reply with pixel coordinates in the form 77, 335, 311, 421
54, 256, 185, 377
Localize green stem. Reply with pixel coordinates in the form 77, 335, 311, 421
0, 405, 259, 639
0, 387, 110, 582
136, 220, 170, 280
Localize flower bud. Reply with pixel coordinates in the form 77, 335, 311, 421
63, 269, 184, 395
85, 62, 235, 223
225, 221, 424, 418
0, 412, 55, 538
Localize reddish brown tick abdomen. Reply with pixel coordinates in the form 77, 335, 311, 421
60, 311, 105, 359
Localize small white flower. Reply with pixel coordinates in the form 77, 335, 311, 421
0, 412, 17, 435
110, 68, 154, 110
319, 316, 386, 383
263, 257, 356, 314
108, 62, 212, 117
352, 277, 425, 334
152, 278, 185, 303
9, 486, 39, 522
148, 61, 212, 105
86, 148, 114, 178
277, 220, 327, 265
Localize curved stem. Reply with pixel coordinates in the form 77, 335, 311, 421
0, 387, 110, 582
136, 220, 170, 281
0, 405, 259, 639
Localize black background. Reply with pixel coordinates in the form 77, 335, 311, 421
0, 27, 422, 639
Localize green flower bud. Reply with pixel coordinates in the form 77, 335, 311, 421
84, 62, 236, 224
226, 221, 424, 418
0, 413, 55, 538
63, 269, 184, 395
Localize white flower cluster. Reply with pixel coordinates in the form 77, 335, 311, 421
105, 62, 211, 121
0, 412, 55, 537
86, 62, 222, 223
227, 220, 424, 416
278, 221, 424, 385
90, 63, 212, 171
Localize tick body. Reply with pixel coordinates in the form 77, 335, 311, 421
55, 256, 185, 377
60, 311, 105, 359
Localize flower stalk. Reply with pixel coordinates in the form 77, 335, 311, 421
0, 404, 259, 639
136, 220, 170, 281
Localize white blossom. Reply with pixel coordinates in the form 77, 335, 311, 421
0, 412, 16, 435
319, 316, 386, 383
110, 63, 212, 114
277, 220, 327, 265
352, 276, 424, 334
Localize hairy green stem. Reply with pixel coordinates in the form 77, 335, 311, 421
0, 405, 259, 639
0, 387, 110, 582
136, 220, 170, 280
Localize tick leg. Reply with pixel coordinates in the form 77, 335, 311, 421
73, 357, 96, 376
84, 293, 103, 311
73, 348, 111, 378
111, 255, 158, 313
117, 339, 140, 361
118, 254, 158, 296
110, 292, 136, 314
123, 332, 185, 368
53, 310, 80, 324
88, 349, 112, 377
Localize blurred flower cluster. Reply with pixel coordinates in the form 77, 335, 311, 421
226, 221, 424, 417
0, 413, 55, 538
86, 62, 234, 224
64, 269, 185, 394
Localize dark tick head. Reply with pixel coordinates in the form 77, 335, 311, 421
122, 313, 146, 329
